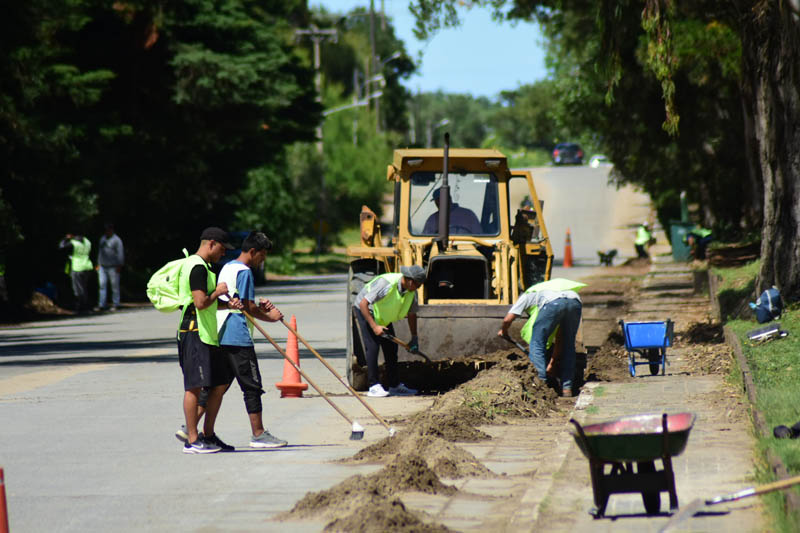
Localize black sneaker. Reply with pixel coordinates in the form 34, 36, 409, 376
203, 433, 235, 452
183, 439, 221, 454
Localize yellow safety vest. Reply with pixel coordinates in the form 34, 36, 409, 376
635, 226, 652, 245
368, 273, 416, 326
178, 255, 219, 346
68, 237, 93, 273
520, 278, 587, 344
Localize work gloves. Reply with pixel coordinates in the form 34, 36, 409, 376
408, 336, 419, 353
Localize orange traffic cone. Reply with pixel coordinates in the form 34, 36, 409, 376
275, 315, 309, 398
563, 228, 573, 268
0, 468, 8, 533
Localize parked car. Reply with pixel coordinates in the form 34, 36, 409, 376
552, 142, 584, 165
589, 154, 610, 168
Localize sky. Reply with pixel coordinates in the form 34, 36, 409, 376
311, 0, 548, 99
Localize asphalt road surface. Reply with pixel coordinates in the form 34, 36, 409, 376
0, 165, 658, 531
520, 163, 655, 264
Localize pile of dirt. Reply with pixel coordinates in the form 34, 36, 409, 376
324, 498, 454, 533
281, 454, 456, 531
585, 330, 632, 382
426, 350, 560, 421
674, 321, 733, 375
346, 430, 493, 479
25, 292, 71, 316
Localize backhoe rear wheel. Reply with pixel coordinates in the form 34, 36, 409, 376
345, 260, 384, 390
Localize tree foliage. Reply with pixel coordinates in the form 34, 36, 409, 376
0, 0, 320, 307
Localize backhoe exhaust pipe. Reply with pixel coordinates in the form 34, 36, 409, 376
436, 132, 451, 252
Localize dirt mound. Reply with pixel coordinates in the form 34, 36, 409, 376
324, 498, 454, 533
680, 320, 724, 344
346, 431, 493, 479
25, 292, 71, 315
585, 330, 632, 382
283, 454, 456, 530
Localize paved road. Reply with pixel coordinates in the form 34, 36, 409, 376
519, 164, 656, 264
0, 275, 430, 532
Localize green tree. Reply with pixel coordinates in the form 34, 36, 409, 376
0, 0, 320, 308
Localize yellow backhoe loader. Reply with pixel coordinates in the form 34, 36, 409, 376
345, 135, 554, 389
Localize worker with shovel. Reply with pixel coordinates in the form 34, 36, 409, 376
498, 278, 586, 397
353, 265, 426, 397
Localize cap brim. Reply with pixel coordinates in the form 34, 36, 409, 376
221, 242, 235, 250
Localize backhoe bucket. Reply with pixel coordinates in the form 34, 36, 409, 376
392, 304, 523, 361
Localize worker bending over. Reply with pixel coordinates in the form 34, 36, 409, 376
498, 278, 586, 397
353, 265, 426, 397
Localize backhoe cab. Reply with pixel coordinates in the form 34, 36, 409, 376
345, 137, 553, 389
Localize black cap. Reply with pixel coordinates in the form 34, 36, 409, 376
200, 227, 234, 249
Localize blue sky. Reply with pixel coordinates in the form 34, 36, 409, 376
311, 0, 548, 99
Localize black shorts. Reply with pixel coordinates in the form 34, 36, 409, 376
178, 331, 233, 390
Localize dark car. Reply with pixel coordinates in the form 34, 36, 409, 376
552, 143, 584, 165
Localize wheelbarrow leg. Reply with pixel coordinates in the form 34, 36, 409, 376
589, 460, 610, 518
663, 454, 679, 510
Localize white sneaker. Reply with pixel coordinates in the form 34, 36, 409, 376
388, 383, 417, 396
367, 384, 389, 397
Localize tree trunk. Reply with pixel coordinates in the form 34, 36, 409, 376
743, 2, 800, 298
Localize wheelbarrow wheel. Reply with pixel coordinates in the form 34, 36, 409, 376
646, 349, 660, 376
638, 461, 661, 515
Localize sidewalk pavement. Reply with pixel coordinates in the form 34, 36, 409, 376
401, 256, 763, 532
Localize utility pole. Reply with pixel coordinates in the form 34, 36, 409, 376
369, 0, 379, 133
295, 24, 337, 255
295, 24, 338, 154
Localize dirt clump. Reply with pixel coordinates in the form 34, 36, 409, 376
585, 330, 632, 382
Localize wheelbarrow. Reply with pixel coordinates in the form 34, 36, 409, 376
569, 412, 696, 518
619, 319, 674, 376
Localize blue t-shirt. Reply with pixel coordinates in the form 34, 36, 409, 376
218, 262, 255, 347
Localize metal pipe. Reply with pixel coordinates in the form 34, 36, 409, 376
437, 132, 451, 251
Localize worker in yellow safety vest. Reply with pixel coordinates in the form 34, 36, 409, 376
353, 265, 426, 398
498, 278, 586, 397
59, 233, 94, 313
634, 222, 655, 259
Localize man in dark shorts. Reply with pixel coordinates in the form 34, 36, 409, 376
177, 227, 242, 454
216, 231, 288, 448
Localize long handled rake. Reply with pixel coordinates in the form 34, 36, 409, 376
280, 318, 397, 437
243, 312, 364, 440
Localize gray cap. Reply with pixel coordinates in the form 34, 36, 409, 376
400, 265, 426, 283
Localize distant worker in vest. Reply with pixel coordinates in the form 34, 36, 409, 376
177, 227, 242, 454
59, 233, 94, 313
497, 278, 586, 397
683, 224, 713, 260
214, 231, 288, 449
423, 187, 482, 235
634, 221, 655, 259
353, 265, 426, 397
95, 222, 124, 312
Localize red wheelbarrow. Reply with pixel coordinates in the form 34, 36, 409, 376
569, 412, 696, 517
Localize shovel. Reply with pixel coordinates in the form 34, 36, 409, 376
501, 334, 528, 354
659, 473, 800, 532
381, 332, 432, 363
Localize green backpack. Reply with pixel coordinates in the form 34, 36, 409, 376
146, 249, 190, 312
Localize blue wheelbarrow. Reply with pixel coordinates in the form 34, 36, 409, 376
619, 319, 674, 376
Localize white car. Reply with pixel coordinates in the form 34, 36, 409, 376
589, 154, 610, 168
